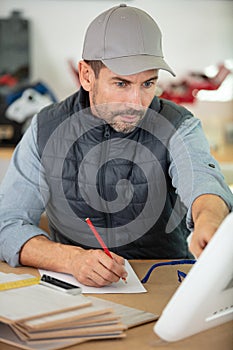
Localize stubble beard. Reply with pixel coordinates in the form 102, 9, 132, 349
109, 121, 138, 133
91, 87, 146, 133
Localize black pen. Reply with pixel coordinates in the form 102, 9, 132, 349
40, 274, 82, 295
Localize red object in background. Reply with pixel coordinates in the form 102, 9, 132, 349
0, 74, 18, 87
160, 81, 196, 104
68, 59, 81, 88
159, 63, 231, 104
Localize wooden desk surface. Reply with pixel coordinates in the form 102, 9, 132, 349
0, 260, 232, 350
0, 147, 15, 160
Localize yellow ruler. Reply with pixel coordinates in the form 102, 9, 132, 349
0, 276, 41, 291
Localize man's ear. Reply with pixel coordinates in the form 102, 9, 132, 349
78, 61, 95, 91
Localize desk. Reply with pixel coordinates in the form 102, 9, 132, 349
0, 260, 232, 350
0, 147, 14, 159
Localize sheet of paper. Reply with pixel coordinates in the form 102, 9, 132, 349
39, 260, 146, 294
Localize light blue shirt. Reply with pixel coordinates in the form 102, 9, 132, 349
0, 114, 232, 266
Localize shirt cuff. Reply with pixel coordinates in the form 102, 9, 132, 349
2, 223, 50, 267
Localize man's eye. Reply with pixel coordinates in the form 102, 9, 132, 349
143, 81, 154, 88
116, 81, 126, 87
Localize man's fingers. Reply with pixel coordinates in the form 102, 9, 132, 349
72, 249, 127, 286
189, 220, 218, 259
93, 262, 121, 284
96, 250, 128, 280
189, 233, 208, 259
189, 239, 202, 259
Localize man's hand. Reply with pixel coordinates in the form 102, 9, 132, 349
189, 194, 229, 258
69, 249, 128, 287
19, 236, 127, 287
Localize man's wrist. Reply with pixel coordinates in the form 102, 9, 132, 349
192, 194, 229, 224
60, 244, 85, 274
19, 235, 85, 274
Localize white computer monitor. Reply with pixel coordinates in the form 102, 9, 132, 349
154, 212, 233, 342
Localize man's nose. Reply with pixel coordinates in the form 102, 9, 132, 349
127, 87, 143, 107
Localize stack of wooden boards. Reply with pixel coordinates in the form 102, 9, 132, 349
0, 272, 158, 350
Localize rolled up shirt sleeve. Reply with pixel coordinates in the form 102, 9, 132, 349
0, 115, 50, 266
168, 116, 233, 230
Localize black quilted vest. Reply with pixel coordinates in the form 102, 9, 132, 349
37, 87, 194, 259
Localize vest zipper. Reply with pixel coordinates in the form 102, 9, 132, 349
99, 124, 112, 247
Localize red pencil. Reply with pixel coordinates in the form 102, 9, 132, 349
85, 218, 127, 283
85, 218, 112, 258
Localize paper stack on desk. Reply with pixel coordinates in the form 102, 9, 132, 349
0, 272, 158, 350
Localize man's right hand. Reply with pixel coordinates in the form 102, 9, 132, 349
19, 235, 128, 287
69, 248, 127, 287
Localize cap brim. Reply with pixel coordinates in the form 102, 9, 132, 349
102, 55, 175, 76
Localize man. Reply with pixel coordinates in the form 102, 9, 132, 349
0, 4, 232, 287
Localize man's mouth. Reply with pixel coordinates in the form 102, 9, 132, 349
120, 115, 139, 123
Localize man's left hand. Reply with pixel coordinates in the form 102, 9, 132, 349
189, 194, 229, 258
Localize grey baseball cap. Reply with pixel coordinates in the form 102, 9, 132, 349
82, 4, 175, 76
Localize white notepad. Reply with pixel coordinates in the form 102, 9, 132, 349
39, 260, 147, 294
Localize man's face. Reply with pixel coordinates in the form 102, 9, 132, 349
89, 66, 158, 133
